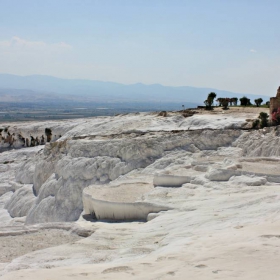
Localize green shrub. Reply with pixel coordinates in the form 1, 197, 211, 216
258, 112, 269, 128
252, 119, 260, 129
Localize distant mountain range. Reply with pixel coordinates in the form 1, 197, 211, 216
0, 74, 269, 106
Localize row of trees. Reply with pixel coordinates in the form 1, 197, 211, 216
239, 97, 264, 107
204, 93, 266, 110
216, 97, 238, 107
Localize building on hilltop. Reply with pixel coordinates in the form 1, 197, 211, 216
270, 87, 280, 117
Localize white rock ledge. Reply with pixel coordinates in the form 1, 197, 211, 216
83, 185, 172, 221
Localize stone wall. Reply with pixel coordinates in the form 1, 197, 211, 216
270, 87, 280, 117
277, 86, 280, 98
270, 97, 280, 116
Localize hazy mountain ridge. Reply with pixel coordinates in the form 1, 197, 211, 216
0, 73, 269, 105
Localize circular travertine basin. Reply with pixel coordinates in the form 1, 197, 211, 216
83, 183, 171, 221
153, 174, 192, 187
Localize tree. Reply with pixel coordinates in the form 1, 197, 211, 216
240, 96, 250, 106
204, 92, 216, 110
254, 98, 263, 107
209, 92, 217, 100
216, 98, 223, 106
221, 98, 229, 110
231, 98, 238, 106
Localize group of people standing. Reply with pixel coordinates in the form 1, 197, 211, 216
0, 132, 46, 147
22, 135, 46, 147
0, 127, 62, 148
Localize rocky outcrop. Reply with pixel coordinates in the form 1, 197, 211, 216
2, 112, 280, 279
5, 185, 36, 217
21, 128, 242, 224
6, 112, 276, 224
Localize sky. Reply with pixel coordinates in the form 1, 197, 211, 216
0, 0, 280, 95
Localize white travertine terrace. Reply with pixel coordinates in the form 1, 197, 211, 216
4, 108, 280, 279
83, 182, 172, 221
83, 192, 171, 221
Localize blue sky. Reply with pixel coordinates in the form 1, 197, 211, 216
0, 0, 280, 95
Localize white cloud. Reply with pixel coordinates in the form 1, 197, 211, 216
0, 36, 72, 51
250, 49, 257, 53
0, 36, 74, 78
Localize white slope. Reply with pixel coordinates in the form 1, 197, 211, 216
2, 107, 280, 279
